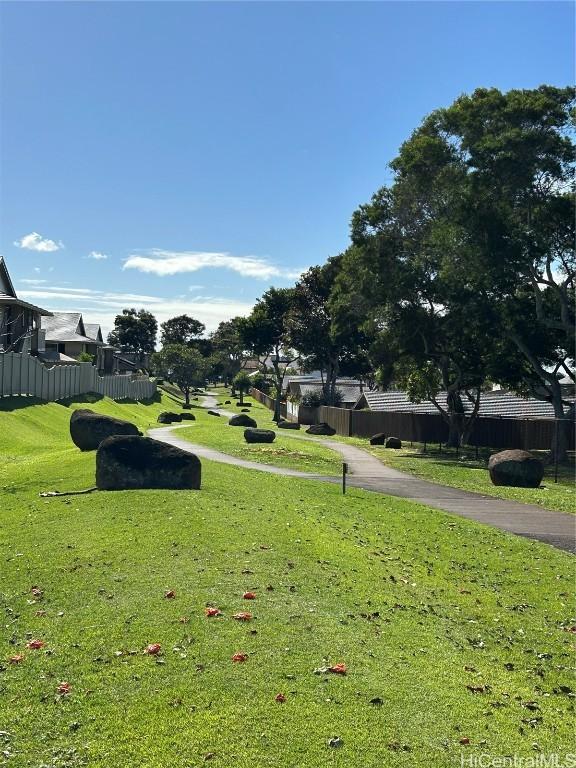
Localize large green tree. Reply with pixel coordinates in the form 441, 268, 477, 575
239, 288, 297, 421
107, 308, 157, 371
209, 317, 251, 383
160, 315, 205, 346
151, 344, 206, 406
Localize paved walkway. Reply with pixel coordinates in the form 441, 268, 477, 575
149, 394, 575, 554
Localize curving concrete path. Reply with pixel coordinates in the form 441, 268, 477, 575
148, 393, 575, 554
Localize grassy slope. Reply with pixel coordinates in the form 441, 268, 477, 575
0, 395, 574, 767
174, 396, 342, 476
234, 392, 575, 515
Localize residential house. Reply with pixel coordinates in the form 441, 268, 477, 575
353, 389, 572, 419
0, 256, 52, 354
41, 312, 104, 364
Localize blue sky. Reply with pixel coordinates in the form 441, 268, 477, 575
1, 1, 573, 336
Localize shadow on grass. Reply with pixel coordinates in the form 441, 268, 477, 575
0, 395, 48, 412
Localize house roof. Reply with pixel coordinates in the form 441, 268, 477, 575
287, 379, 362, 404
0, 257, 52, 315
38, 350, 81, 365
354, 390, 572, 420
84, 323, 104, 343
41, 312, 95, 343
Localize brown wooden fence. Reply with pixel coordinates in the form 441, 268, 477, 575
250, 389, 574, 451
250, 388, 287, 419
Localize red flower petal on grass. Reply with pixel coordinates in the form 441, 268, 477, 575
144, 643, 162, 655
9, 655, 24, 664
232, 652, 248, 663
275, 693, 286, 703
205, 607, 221, 617
26, 639, 46, 650
232, 612, 252, 621
57, 681, 71, 695
329, 663, 347, 675
164, 590, 176, 599
243, 592, 256, 600
459, 738, 470, 745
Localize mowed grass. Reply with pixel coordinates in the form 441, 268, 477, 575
219, 390, 575, 515
174, 396, 342, 476
0, 395, 575, 767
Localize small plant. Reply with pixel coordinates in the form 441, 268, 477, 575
77, 352, 94, 364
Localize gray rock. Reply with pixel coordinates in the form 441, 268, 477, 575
488, 449, 544, 488
306, 423, 336, 436
278, 420, 300, 430
244, 428, 275, 444
70, 408, 141, 451
96, 436, 201, 490
229, 413, 257, 428
157, 412, 183, 424
385, 437, 402, 449
370, 433, 386, 445
180, 413, 196, 421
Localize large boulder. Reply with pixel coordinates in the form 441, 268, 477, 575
224, 400, 231, 404
229, 414, 257, 428
180, 413, 196, 421
157, 412, 183, 424
306, 423, 336, 436
244, 428, 275, 444
278, 420, 300, 430
385, 437, 402, 449
370, 433, 386, 446
488, 450, 544, 488
70, 409, 141, 452
96, 436, 201, 490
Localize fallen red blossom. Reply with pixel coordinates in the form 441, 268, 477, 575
459, 737, 470, 745
9, 655, 24, 664
164, 590, 176, 599
232, 652, 248, 663
57, 681, 71, 695
275, 693, 287, 703
329, 663, 347, 675
232, 612, 252, 621
205, 607, 221, 617
26, 639, 46, 650
243, 592, 256, 600
144, 643, 162, 655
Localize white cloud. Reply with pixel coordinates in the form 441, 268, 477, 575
14, 232, 63, 252
19, 278, 47, 285
87, 251, 109, 260
18, 285, 254, 336
123, 249, 302, 281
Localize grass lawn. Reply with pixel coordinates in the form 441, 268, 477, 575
173, 396, 342, 476
0, 394, 574, 767
219, 389, 575, 515
368, 445, 576, 515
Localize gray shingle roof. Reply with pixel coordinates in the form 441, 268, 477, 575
84, 323, 103, 343
356, 390, 572, 420
288, 379, 362, 404
41, 312, 94, 343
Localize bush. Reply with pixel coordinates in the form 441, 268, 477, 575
300, 387, 344, 408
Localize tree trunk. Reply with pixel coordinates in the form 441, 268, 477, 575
445, 389, 465, 448
184, 387, 190, 407
548, 399, 574, 464
239, 389, 244, 405
272, 361, 282, 422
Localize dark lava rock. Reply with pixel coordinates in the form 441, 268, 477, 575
370, 433, 386, 445
96, 435, 201, 490
157, 412, 183, 424
70, 408, 141, 451
244, 428, 276, 444
229, 414, 257, 428
180, 413, 196, 420
306, 423, 336, 436
488, 449, 544, 488
277, 420, 301, 430
385, 437, 402, 449
207, 410, 220, 416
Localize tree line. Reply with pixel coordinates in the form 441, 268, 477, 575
107, 86, 575, 460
